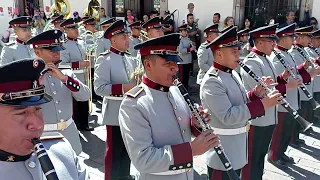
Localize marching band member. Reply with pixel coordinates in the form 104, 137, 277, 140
178, 24, 196, 88
238, 28, 251, 57
128, 21, 142, 57
268, 24, 314, 169
142, 16, 165, 39
196, 24, 219, 85
240, 24, 300, 180
0, 58, 90, 180
26, 30, 91, 155
202, 26, 281, 180
119, 33, 220, 180
289, 26, 316, 146
0, 16, 35, 65
59, 18, 93, 132
94, 20, 137, 180
95, 17, 116, 59
305, 29, 320, 124
79, 16, 90, 37
43, 13, 64, 32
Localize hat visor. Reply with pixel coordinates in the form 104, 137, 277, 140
159, 55, 182, 63
66, 24, 80, 29
0, 94, 52, 107
18, 25, 32, 29
267, 36, 279, 41
43, 45, 66, 52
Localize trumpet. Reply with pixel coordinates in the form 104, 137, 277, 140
140, 30, 149, 41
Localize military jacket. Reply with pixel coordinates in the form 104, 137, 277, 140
240, 49, 288, 126
0, 39, 35, 66
128, 36, 142, 58
0, 137, 90, 180
305, 47, 320, 92
94, 47, 137, 126
119, 77, 200, 180
289, 46, 314, 101
41, 68, 91, 154
178, 36, 193, 65
81, 31, 99, 68
200, 64, 265, 170
60, 38, 87, 83
197, 41, 214, 84
95, 37, 111, 59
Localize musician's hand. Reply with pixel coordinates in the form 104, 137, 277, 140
80, 60, 90, 68
286, 78, 302, 90
190, 46, 196, 52
46, 63, 68, 82
123, 83, 136, 93
310, 65, 320, 78
191, 129, 220, 156
261, 90, 283, 109
192, 106, 210, 128
304, 61, 312, 70
281, 69, 292, 81
261, 76, 278, 87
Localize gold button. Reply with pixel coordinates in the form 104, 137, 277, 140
55, 101, 60, 104
174, 106, 177, 110
58, 110, 62, 113
182, 130, 186, 133
187, 163, 191, 167
178, 117, 182, 121
51, 83, 55, 86
53, 91, 57, 95
28, 161, 36, 168
172, 167, 176, 170
179, 166, 183, 169
60, 119, 64, 122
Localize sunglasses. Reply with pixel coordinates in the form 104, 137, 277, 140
311, 22, 317, 25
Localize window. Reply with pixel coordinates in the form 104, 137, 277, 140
115, 0, 125, 13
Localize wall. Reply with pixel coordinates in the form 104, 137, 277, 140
311, 0, 320, 23
167, 0, 234, 31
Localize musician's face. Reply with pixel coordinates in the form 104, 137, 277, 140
312, 38, 320, 48
279, 36, 294, 49
14, 27, 32, 41
181, 30, 188, 37
111, 33, 129, 51
215, 47, 240, 69
144, 56, 179, 87
240, 35, 249, 42
131, 28, 141, 36
148, 28, 164, 38
297, 35, 312, 47
65, 27, 79, 38
257, 38, 275, 55
35, 48, 60, 63
0, 105, 44, 156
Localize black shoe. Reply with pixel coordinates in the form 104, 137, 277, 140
79, 126, 94, 131
290, 142, 301, 149
267, 158, 288, 170
117, 175, 135, 180
281, 155, 295, 164
304, 127, 314, 134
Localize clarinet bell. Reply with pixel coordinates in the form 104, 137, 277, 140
296, 115, 313, 132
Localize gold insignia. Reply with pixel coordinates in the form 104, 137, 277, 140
7, 155, 15, 162
33, 80, 38, 88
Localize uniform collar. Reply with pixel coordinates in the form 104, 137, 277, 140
251, 48, 266, 57
213, 62, 233, 73
16, 38, 26, 45
206, 40, 211, 44
0, 150, 31, 162
110, 47, 126, 56
132, 35, 139, 39
142, 76, 170, 92
67, 37, 78, 41
275, 45, 289, 52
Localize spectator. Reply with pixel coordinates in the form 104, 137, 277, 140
143, 14, 149, 23
125, 9, 135, 32
186, 13, 200, 76
34, 11, 47, 35
310, 17, 319, 31
213, 12, 224, 30
98, 8, 109, 31
149, 10, 158, 19
278, 4, 310, 28
185, 3, 196, 22
162, 10, 174, 35
24, 8, 31, 17
224, 16, 235, 28
244, 17, 254, 29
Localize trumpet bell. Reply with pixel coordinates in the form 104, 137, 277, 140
51, 0, 71, 18
84, 0, 101, 22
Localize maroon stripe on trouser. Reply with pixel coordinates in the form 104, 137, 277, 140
179, 64, 183, 81
211, 169, 223, 180
241, 126, 255, 180
269, 112, 285, 161
104, 125, 113, 180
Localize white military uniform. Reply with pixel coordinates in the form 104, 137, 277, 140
201, 64, 265, 170
305, 47, 320, 93
94, 47, 137, 126
128, 35, 142, 58
0, 39, 35, 66
41, 68, 91, 154
0, 136, 90, 180
197, 41, 214, 84
119, 77, 198, 180
95, 36, 111, 59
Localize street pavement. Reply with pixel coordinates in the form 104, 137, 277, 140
78, 78, 320, 180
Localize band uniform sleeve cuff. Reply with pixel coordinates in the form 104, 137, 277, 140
71, 62, 80, 69
275, 83, 287, 97
170, 142, 193, 170
190, 119, 202, 137
247, 88, 261, 101
64, 76, 80, 92
247, 99, 265, 120
187, 48, 191, 53
297, 64, 312, 84
315, 59, 320, 66
277, 74, 287, 84
111, 84, 123, 96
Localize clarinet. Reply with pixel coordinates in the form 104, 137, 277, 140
173, 76, 240, 180
237, 60, 312, 132
32, 138, 59, 180
309, 44, 320, 57
273, 50, 320, 110
295, 45, 318, 67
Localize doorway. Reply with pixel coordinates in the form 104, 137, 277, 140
112, 0, 156, 20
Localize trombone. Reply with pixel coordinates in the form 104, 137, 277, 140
140, 29, 149, 41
